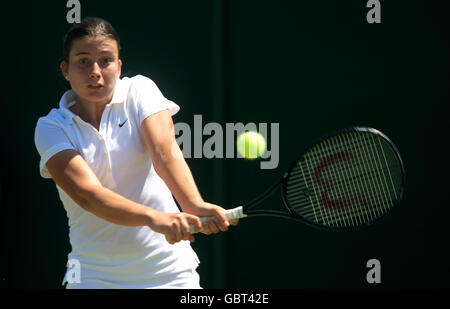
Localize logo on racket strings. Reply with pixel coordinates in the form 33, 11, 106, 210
314, 151, 368, 211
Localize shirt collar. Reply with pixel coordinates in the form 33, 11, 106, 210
59, 77, 128, 123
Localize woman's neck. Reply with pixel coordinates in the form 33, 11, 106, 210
70, 96, 111, 130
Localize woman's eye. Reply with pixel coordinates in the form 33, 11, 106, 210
79, 58, 89, 65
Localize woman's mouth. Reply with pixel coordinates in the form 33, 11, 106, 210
88, 84, 104, 89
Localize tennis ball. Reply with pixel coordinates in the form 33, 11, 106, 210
236, 131, 266, 159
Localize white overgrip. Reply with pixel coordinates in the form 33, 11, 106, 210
190, 206, 246, 234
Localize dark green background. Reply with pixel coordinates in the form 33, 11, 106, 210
1, 0, 449, 288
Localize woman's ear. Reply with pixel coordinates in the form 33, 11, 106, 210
118, 59, 122, 79
60, 61, 70, 80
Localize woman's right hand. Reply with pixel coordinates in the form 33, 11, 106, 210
149, 212, 203, 245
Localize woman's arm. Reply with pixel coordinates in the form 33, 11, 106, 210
141, 110, 237, 234
45, 149, 202, 244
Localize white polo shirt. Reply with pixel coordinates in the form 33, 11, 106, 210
34, 75, 200, 288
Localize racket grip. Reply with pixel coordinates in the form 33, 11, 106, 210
189, 206, 246, 234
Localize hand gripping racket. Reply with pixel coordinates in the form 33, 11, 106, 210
191, 127, 405, 232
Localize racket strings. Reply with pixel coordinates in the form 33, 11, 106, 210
288, 161, 396, 203
285, 131, 402, 228
312, 132, 395, 226
288, 135, 388, 221
317, 132, 391, 226
315, 133, 369, 227
288, 138, 397, 198
318, 132, 398, 226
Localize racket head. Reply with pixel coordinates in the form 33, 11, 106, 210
281, 127, 405, 230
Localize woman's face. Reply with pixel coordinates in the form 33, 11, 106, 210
61, 35, 122, 105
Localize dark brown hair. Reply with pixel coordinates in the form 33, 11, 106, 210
63, 17, 121, 61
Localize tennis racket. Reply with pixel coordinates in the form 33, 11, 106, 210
191, 127, 405, 231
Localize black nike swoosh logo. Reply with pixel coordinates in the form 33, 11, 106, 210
119, 119, 128, 127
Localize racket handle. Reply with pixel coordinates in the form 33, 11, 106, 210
189, 206, 246, 234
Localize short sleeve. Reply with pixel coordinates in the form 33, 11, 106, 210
132, 75, 180, 125
34, 120, 76, 179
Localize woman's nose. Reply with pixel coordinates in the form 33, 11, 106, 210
89, 62, 101, 79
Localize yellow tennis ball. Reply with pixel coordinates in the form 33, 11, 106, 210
237, 131, 266, 159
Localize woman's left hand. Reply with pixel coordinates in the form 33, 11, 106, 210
186, 202, 239, 235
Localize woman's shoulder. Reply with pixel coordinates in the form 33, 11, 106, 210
34, 107, 73, 155
36, 108, 68, 128
121, 74, 166, 102
121, 74, 179, 118
123, 74, 159, 90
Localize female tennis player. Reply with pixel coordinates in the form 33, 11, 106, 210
34, 17, 236, 289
